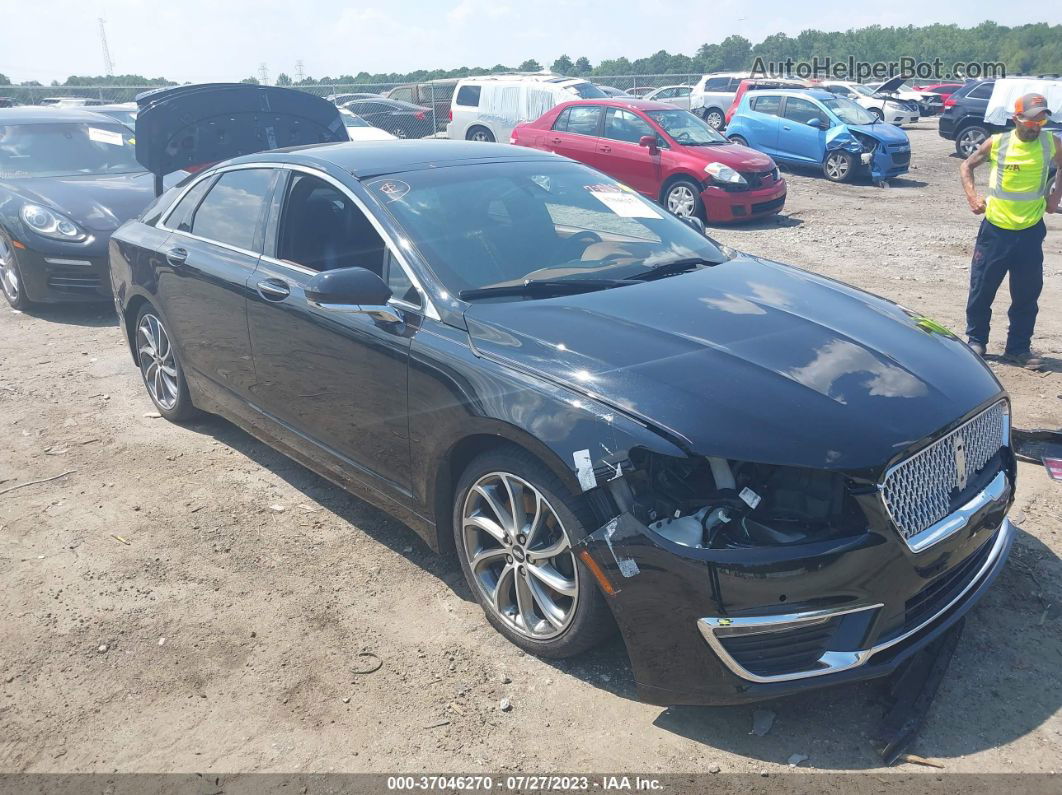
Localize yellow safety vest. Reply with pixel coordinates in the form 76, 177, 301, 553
985, 130, 1055, 230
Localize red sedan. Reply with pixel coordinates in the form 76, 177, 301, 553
511, 99, 786, 223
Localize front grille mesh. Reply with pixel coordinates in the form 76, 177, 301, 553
882, 402, 1006, 545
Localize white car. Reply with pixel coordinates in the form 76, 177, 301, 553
447, 74, 607, 143
818, 81, 919, 125
689, 72, 749, 129
865, 77, 942, 116
641, 85, 694, 110
340, 109, 397, 141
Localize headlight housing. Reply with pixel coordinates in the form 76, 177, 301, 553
20, 204, 88, 242
704, 162, 747, 185
851, 131, 879, 153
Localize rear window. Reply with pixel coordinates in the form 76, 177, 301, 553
566, 82, 607, 99
455, 85, 482, 107
704, 77, 730, 91
750, 95, 781, 115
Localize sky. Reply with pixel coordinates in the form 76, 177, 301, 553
0, 0, 1058, 84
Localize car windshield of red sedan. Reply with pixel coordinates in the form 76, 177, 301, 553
0, 122, 142, 178
645, 109, 728, 145
368, 160, 726, 299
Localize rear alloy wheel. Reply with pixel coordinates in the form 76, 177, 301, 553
136, 307, 196, 422
0, 232, 30, 310
728, 135, 749, 147
466, 125, 495, 142
664, 178, 705, 220
956, 125, 988, 158
823, 149, 856, 183
703, 108, 725, 130
454, 449, 613, 658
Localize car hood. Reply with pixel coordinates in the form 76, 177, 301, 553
846, 122, 910, 145
2, 172, 159, 233
464, 255, 1002, 472
680, 142, 775, 171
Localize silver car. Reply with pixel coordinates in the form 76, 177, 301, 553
641, 85, 694, 110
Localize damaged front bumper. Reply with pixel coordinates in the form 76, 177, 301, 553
577, 480, 1013, 706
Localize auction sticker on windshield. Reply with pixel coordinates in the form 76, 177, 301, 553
586, 184, 661, 219
88, 127, 125, 146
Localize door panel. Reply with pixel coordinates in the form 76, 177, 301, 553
589, 108, 662, 196
542, 105, 602, 161
779, 97, 828, 164
245, 171, 413, 495
742, 96, 781, 154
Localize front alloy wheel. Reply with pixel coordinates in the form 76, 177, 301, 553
703, 109, 725, 130
462, 472, 578, 640
823, 150, 855, 182
136, 309, 195, 421
0, 234, 28, 310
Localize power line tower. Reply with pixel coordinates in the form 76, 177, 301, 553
98, 17, 115, 77
295, 59, 305, 83
258, 62, 270, 86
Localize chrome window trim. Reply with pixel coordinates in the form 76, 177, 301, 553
698, 517, 1012, 684
158, 161, 439, 320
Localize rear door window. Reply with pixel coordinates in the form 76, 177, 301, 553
390, 87, 414, 103
704, 78, 729, 91
455, 85, 481, 107
190, 168, 275, 252
564, 106, 603, 136
750, 95, 781, 115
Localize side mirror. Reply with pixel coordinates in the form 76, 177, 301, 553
679, 216, 706, 235
639, 134, 660, 154
807, 117, 826, 129
305, 267, 401, 324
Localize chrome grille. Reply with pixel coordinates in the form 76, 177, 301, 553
881, 402, 1007, 547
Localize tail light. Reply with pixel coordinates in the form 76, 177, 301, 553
448, 108, 453, 122
415, 111, 426, 120
944, 96, 957, 108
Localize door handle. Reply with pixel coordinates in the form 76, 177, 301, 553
256, 278, 290, 302
165, 247, 187, 267
550, 137, 562, 144
782, 125, 791, 130
598, 145, 612, 153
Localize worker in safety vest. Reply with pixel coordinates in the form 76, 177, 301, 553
960, 92, 1062, 369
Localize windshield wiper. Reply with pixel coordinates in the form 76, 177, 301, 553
631, 256, 722, 281
459, 278, 632, 300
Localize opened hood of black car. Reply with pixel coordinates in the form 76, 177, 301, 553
134, 83, 347, 178
465, 256, 1003, 471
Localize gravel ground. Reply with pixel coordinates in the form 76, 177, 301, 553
0, 121, 1060, 776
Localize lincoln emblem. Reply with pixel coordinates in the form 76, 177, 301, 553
953, 436, 968, 491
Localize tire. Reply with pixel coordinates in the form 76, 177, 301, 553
662, 177, 705, 220
0, 230, 31, 310
453, 446, 614, 659
869, 107, 884, 122
702, 108, 725, 130
135, 304, 197, 423
466, 125, 495, 142
728, 135, 749, 147
956, 124, 989, 158
823, 149, 856, 183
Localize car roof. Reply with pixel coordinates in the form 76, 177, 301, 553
552, 98, 678, 112
749, 89, 835, 101
223, 139, 562, 179
0, 106, 127, 124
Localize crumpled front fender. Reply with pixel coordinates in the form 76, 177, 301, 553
825, 126, 863, 154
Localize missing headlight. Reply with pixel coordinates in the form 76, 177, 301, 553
619, 451, 866, 549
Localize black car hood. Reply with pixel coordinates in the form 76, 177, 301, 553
135, 83, 347, 179
464, 256, 1003, 471
2, 172, 160, 233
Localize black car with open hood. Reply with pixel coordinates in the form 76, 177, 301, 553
107, 138, 1015, 707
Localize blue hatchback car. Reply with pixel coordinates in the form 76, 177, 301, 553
726, 89, 911, 184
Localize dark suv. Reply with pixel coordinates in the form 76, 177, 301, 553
386, 79, 458, 133
939, 79, 1061, 156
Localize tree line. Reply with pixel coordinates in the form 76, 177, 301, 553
1, 21, 1058, 94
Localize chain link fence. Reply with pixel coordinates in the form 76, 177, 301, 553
2, 75, 704, 138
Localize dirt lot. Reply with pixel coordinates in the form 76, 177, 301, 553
1, 121, 1060, 776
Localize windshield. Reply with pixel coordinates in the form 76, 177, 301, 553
97, 109, 137, 129
0, 122, 141, 178
367, 161, 726, 300
566, 82, 607, 99
821, 97, 876, 125
849, 84, 875, 97
646, 109, 727, 145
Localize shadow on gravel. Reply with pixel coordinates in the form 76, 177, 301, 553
183, 413, 467, 593
19, 302, 116, 328
710, 214, 804, 232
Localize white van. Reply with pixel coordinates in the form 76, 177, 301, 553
447, 75, 607, 143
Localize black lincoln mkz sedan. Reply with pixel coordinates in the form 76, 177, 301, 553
110, 134, 1014, 705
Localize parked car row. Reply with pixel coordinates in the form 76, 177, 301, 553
1, 83, 1018, 712
939, 76, 1062, 156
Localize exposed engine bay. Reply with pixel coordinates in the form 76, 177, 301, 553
607, 451, 867, 549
